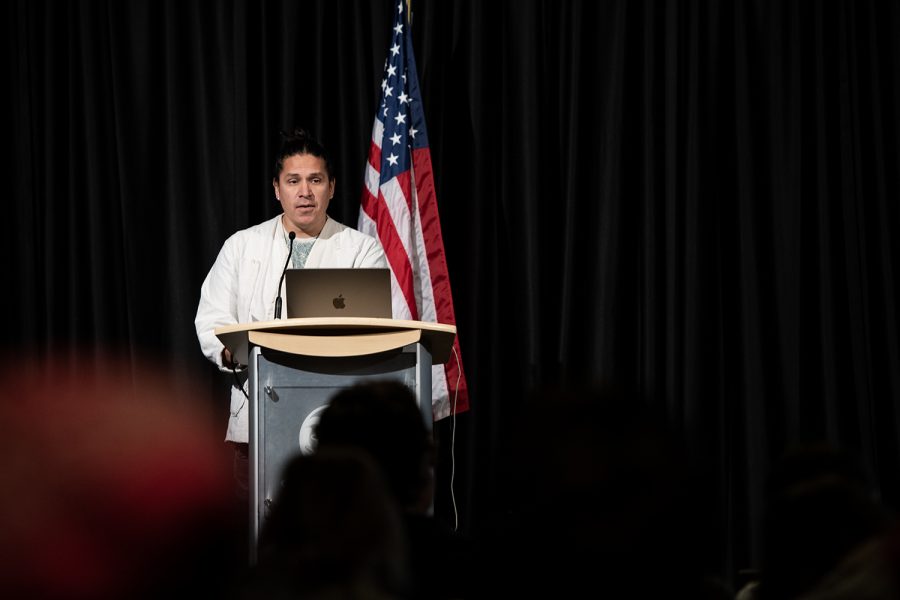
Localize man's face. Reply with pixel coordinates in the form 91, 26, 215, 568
273, 153, 335, 236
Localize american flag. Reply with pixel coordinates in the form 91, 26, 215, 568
359, 0, 469, 419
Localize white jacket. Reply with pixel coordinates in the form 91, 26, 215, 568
195, 214, 388, 441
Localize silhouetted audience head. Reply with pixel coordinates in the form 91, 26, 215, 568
251, 447, 409, 599
314, 380, 433, 513
311, 379, 472, 600
477, 383, 727, 598
0, 354, 243, 599
758, 443, 895, 600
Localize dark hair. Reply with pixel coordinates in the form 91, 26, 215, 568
314, 380, 432, 509
272, 128, 336, 183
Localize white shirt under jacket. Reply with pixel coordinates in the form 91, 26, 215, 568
195, 214, 388, 442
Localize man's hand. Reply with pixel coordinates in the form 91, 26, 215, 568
222, 347, 241, 369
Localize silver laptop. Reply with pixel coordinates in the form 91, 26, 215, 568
284, 268, 393, 319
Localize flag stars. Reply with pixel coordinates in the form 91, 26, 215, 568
375, 8, 428, 162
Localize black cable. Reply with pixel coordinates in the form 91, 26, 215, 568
232, 365, 249, 400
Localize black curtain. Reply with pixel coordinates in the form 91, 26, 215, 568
6, 0, 900, 586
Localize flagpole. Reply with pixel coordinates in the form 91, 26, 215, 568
359, 0, 470, 419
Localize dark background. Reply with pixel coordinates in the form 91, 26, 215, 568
5, 0, 900, 587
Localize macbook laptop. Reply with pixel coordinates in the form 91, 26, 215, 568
284, 268, 393, 319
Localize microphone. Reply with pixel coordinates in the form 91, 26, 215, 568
274, 231, 295, 319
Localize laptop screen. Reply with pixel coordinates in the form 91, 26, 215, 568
284, 268, 393, 319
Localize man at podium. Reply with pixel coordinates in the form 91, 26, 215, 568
194, 129, 387, 463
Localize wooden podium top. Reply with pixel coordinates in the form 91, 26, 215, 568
215, 317, 457, 365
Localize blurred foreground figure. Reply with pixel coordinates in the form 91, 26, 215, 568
0, 355, 243, 599
754, 443, 900, 600
248, 448, 410, 599
314, 380, 473, 600
474, 385, 730, 598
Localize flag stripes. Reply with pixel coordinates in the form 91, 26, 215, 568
358, 0, 469, 418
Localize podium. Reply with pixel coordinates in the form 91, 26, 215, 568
214, 317, 456, 562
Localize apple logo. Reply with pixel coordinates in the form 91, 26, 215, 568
333, 294, 346, 309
